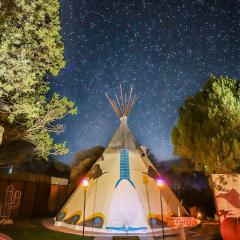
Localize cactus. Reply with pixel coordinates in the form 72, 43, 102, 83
0, 185, 21, 220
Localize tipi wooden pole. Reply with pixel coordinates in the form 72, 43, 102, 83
115, 94, 123, 115
105, 85, 137, 118
120, 85, 125, 115
105, 93, 121, 118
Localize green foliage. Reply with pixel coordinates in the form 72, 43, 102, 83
172, 75, 240, 174
0, 0, 77, 159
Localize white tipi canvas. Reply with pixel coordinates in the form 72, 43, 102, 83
54, 90, 191, 235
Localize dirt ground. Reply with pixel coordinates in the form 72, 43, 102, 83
164, 222, 222, 240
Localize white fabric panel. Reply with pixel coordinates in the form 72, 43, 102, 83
106, 179, 147, 228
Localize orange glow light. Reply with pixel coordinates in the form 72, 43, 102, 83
81, 178, 89, 187
156, 178, 165, 187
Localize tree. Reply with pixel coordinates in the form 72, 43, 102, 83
0, 0, 77, 159
172, 75, 240, 174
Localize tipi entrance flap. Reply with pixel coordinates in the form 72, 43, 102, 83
106, 179, 147, 230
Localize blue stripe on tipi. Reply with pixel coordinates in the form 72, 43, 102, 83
106, 226, 147, 231
115, 149, 135, 188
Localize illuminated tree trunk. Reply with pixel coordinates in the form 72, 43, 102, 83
0, 126, 4, 145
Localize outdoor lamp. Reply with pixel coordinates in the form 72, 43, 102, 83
81, 177, 89, 237
156, 177, 165, 188
81, 178, 89, 187
197, 212, 202, 219
155, 177, 165, 240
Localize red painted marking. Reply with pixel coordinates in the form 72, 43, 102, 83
168, 217, 198, 228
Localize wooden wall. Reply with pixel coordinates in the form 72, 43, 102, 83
0, 172, 69, 218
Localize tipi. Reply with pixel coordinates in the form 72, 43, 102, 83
55, 87, 192, 235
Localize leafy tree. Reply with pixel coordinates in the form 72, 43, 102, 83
172, 75, 240, 174
0, 0, 77, 159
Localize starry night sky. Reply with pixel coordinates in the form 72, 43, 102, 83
49, 0, 240, 164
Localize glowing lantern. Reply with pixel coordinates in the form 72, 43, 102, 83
156, 178, 165, 188
81, 178, 89, 188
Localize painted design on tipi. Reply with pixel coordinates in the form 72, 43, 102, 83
87, 164, 107, 180
63, 211, 82, 225
77, 213, 105, 228
56, 209, 67, 221
115, 149, 135, 188
143, 165, 159, 179
147, 213, 168, 229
